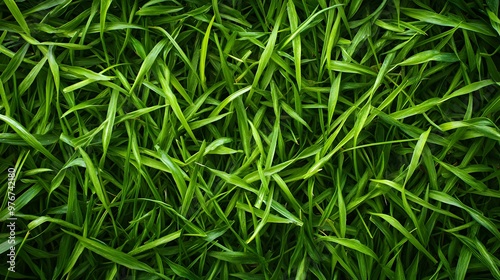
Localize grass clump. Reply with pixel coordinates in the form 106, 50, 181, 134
1, 0, 500, 279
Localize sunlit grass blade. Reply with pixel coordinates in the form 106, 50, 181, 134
4, 0, 31, 34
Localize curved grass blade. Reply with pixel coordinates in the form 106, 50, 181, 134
318, 236, 378, 260
62, 230, 165, 278
369, 212, 438, 263
0, 114, 62, 166
4, 0, 30, 35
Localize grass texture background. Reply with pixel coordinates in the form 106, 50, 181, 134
1, 0, 500, 279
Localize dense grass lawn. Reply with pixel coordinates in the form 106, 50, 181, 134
1, 0, 500, 279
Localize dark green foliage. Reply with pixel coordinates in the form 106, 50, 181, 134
0, 0, 499, 279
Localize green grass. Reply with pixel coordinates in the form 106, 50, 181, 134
1, 0, 500, 279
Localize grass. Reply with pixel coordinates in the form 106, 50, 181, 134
0, 0, 500, 279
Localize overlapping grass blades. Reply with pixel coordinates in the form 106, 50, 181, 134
0, 0, 499, 279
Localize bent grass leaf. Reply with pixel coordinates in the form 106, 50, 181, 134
319, 236, 378, 260
429, 191, 500, 239
129, 230, 182, 255
4, 0, 31, 34
398, 50, 458, 66
63, 230, 164, 277
369, 212, 438, 263
0, 114, 62, 166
